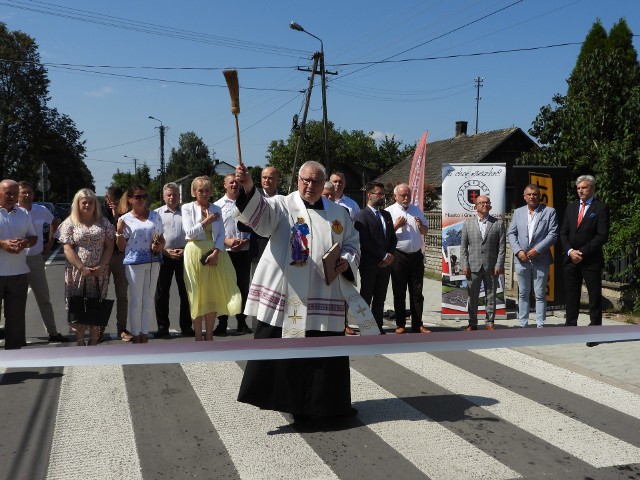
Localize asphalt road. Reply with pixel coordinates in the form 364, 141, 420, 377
1, 246, 639, 480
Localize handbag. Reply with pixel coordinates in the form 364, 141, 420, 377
67, 276, 114, 326
200, 249, 214, 265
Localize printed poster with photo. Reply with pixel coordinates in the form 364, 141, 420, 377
441, 163, 506, 319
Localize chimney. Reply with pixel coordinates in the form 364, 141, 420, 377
455, 121, 468, 137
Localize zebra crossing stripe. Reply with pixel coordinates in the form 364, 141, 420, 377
181, 361, 339, 480
387, 352, 640, 468
46, 366, 141, 480
472, 348, 640, 420
350, 369, 519, 480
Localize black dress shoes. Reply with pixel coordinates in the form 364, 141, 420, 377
236, 325, 253, 335
181, 328, 195, 337
212, 324, 228, 337
154, 327, 171, 338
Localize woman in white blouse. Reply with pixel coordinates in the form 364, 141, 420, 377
182, 176, 241, 341
115, 185, 165, 343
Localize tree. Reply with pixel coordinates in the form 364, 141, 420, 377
522, 18, 640, 306
376, 135, 416, 173
0, 22, 91, 198
166, 132, 217, 181
267, 120, 414, 187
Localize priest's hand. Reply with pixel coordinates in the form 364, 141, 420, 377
235, 164, 253, 191
335, 258, 349, 275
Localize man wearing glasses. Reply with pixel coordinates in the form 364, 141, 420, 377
235, 161, 376, 423
354, 182, 396, 334
460, 195, 506, 331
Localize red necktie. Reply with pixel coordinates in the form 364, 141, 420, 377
577, 201, 585, 226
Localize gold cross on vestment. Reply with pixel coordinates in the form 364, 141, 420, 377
288, 310, 302, 324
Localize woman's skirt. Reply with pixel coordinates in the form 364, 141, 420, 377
183, 240, 242, 318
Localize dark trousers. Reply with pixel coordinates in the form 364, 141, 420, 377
0, 274, 28, 350
154, 256, 192, 332
390, 250, 425, 330
563, 264, 603, 326
218, 250, 249, 327
359, 262, 391, 330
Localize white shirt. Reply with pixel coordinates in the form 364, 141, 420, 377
155, 204, 186, 249
0, 206, 37, 276
22, 204, 54, 256
335, 194, 360, 221
385, 202, 428, 253
477, 215, 489, 240
214, 195, 250, 251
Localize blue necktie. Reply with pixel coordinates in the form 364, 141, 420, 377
375, 210, 385, 233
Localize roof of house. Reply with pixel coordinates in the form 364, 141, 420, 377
375, 127, 535, 188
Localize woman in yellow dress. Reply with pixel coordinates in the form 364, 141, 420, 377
182, 176, 242, 341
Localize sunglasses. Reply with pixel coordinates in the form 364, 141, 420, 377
132, 194, 148, 200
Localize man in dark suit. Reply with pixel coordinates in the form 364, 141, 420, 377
460, 195, 506, 331
559, 175, 609, 326
354, 182, 397, 334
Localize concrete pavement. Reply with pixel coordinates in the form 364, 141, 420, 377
380, 276, 640, 394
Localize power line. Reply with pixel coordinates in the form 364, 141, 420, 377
336, 0, 526, 81
0, 41, 587, 77
86, 135, 157, 152
1, 0, 310, 58
211, 92, 304, 146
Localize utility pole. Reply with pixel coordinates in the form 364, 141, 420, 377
148, 116, 166, 194
474, 76, 483, 135
124, 155, 138, 177
319, 51, 329, 172
159, 124, 165, 188
290, 53, 320, 193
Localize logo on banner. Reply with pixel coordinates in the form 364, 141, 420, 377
457, 179, 490, 211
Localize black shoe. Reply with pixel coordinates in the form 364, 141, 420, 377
292, 414, 312, 424
48, 333, 69, 343
181, 328, 195, 337
236, 325, 253, 335
212, 324, 228, 337
154, 327, 171, 338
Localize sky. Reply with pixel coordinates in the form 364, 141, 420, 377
1, 0, 639, 198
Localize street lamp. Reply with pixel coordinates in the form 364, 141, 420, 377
290, 21, 330, 172
123, 155, 138, 176
148, 116, 166, 190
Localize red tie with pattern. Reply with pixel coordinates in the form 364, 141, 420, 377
577, 201, 585, 226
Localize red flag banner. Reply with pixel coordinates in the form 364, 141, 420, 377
408, 131, 428, 211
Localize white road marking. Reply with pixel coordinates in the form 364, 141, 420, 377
387, 352, 640, 468
46, 365, 142, 480
181, 361, 338, 480
350, 369, 519, 480
473, 348, 640, 419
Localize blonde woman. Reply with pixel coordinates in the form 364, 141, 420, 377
182, 176, 241, 341
58, 189, 114, 346
116, 185, 165, 343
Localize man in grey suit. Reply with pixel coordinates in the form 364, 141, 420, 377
507, 184, 558, 328
460, 195, 506, 331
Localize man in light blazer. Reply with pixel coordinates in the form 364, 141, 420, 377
354, 182, 397, 334
507, 184, 558, 328
559, 175, 609, 326
460, 195, 506, 331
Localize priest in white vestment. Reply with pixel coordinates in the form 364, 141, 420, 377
235, 161, 377, 422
